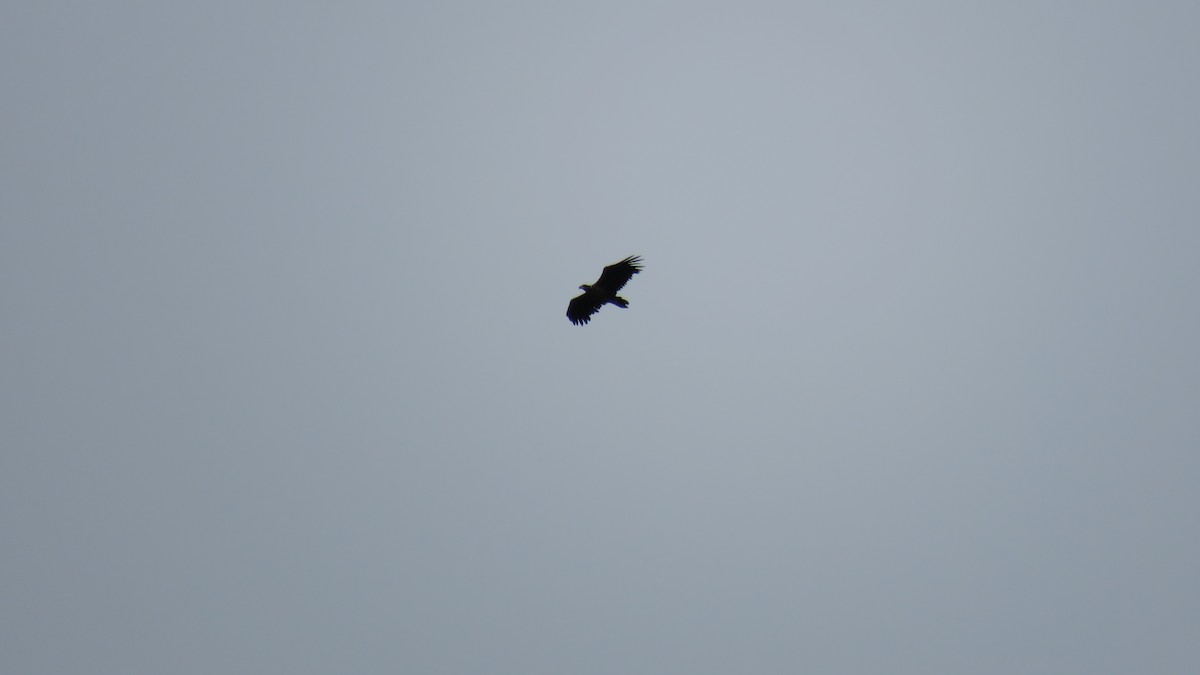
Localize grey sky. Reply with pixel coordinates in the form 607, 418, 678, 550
3, 2, 1199, 673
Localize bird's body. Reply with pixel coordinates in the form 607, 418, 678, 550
566, 256, 643, 325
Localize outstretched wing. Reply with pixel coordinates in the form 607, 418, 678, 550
566, 290, 603, 325
592, 255, 643, 293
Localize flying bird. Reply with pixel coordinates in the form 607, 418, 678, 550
566, 255, 643, 325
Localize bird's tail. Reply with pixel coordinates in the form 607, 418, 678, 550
611, 296, 629, 308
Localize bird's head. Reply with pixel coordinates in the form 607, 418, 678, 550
578, 284, 592, 291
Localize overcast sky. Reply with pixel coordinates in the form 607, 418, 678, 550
3, 2, 1199, 673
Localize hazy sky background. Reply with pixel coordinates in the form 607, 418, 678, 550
4, 2, 1199, 673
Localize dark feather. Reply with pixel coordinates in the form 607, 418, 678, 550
566, 291, 604, 325
593, 255, 643, 293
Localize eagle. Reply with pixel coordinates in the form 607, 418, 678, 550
566, 255, 644, 325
